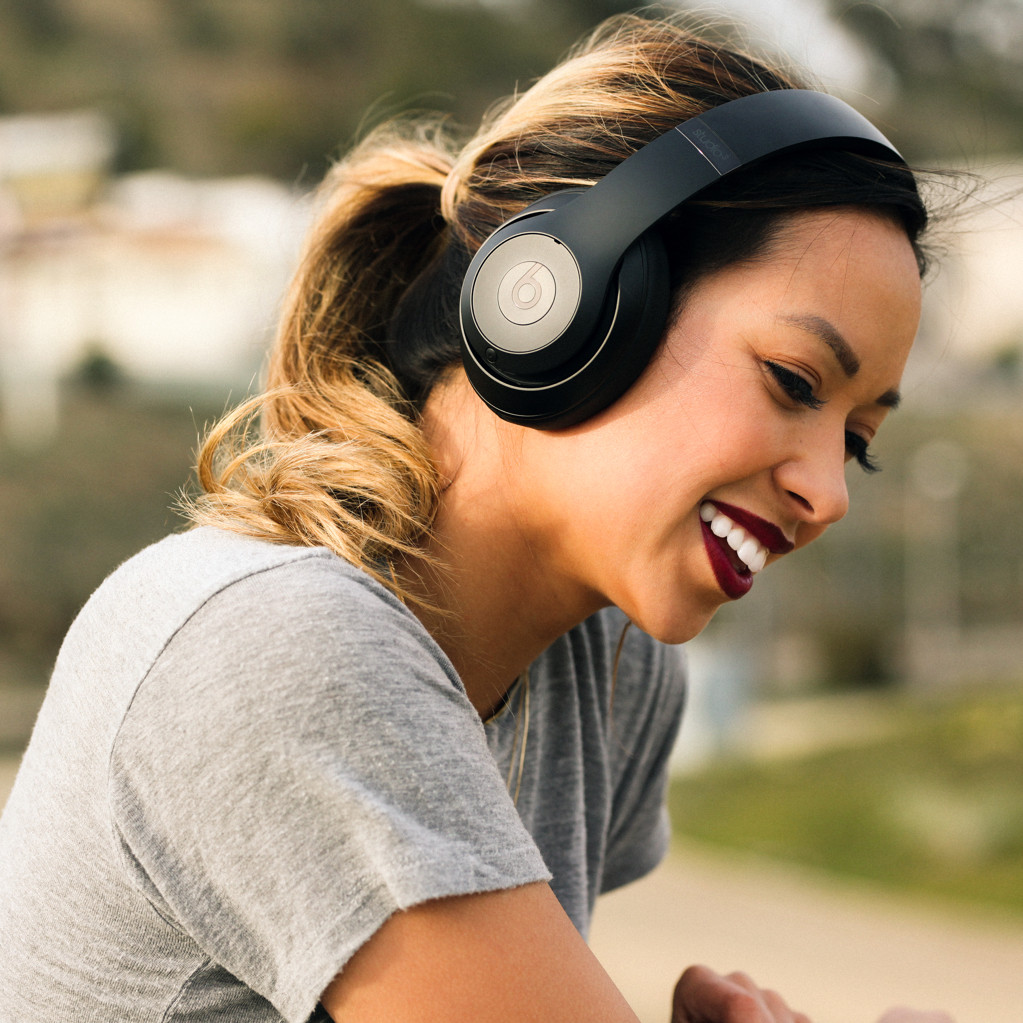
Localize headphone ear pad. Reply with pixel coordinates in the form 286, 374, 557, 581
541, 227, 671, 427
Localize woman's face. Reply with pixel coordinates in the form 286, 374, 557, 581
515, 208, 923, 644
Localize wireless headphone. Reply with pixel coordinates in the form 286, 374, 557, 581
458, 89, 907, 428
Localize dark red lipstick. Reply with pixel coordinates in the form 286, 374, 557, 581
701, 519, 753, 599
700, 501, 795, 600
709, 501, 795, 556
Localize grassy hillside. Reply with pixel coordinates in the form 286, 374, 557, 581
671, 687, 1023, 918
0, 0, 596, 182
3, 0, 1023, 184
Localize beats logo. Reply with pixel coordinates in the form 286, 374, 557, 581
498, 261, 556, 324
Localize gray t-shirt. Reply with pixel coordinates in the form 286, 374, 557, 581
0, 528, 686, 1022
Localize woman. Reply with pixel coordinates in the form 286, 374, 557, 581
0, 13, 953, 1023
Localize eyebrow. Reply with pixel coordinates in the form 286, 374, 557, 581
782, 313, 901, 410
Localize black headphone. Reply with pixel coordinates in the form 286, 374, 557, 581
458, 89, 906, 428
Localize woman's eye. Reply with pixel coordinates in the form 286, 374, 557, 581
763, 360, 880, 474
845, 431, 881, 474
764, 360, 824, 411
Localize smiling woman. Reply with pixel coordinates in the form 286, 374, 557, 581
0, 12, 952, 1023
489, 209, 923, 645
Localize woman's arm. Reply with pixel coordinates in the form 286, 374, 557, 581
320, 882, 816, 1023
321, 883, 959, 1023
321, 883, 639, 1022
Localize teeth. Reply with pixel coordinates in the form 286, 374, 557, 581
738, 537, 760, 565
699, 502, 770, 575
710, 514, 731, 538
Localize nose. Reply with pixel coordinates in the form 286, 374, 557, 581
774, 435, 851, 530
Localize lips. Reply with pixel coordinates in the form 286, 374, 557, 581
709, 501, 795, 556
701, 515, 754, 599
699, 500, 794, 600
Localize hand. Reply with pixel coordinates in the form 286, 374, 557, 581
876, 1011, 956, 1023
672, 965, 812, 1023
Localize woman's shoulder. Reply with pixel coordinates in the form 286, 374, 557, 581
113, 526, 395, 606
94, 526, 414, 629
62, 527, 458, 702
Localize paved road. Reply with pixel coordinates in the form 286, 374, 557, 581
589, 841, 1023, 1023
4, 754, 1022, 1023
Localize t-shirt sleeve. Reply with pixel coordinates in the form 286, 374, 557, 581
109, 557, 550, 1023
600, 629, 688, 894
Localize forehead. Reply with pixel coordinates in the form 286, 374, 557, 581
764, 208, 921, 333
661, 208, 922, 389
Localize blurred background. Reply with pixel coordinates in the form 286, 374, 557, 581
1, 2, 1022, 1020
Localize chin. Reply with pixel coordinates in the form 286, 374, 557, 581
622, 601, 720, 646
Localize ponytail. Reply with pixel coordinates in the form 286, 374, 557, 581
185, 121, 459, 602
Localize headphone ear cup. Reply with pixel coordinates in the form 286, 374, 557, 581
461, 220, 671, 427
550, 228, 671, 426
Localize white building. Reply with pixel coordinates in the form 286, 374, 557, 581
0, 111, 310, 444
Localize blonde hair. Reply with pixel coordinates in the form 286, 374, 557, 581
188, 126, 455, 602
185, 14, 923, 602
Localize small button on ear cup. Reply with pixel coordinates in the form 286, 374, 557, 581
468, 233, 581, 355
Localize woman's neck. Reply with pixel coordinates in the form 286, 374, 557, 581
398, 377, 603, 718
400, 492, 591, 720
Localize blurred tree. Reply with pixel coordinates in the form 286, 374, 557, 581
531, 0, 640, 26
2, 0, 74, 46
168, 0, 233, 51
829, 0, 1023, 157
70, 344, 125, 393
991, 341, 1023, 381
0, 0, 639, 180
6, 0, 1023, 178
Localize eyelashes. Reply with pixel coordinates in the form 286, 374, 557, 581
763, 360, 881, 473
763, 360, 825, 411
844, 431, 881, 474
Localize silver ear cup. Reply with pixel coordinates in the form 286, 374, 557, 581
461, 229, 670, 427
468, 233, 582, 354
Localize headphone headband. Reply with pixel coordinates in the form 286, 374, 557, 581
459, 89, 907, 427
